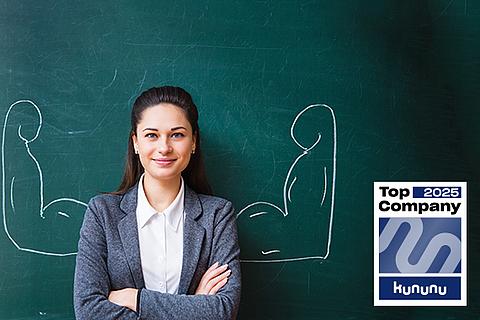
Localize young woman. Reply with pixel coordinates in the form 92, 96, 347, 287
74, 86, 241, 319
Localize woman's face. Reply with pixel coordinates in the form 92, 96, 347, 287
132, 103, 196, 184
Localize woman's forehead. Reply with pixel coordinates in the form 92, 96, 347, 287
138, 103, 191, 129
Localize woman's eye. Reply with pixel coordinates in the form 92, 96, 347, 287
171, 132, 185, 138
145, 133, 157, 138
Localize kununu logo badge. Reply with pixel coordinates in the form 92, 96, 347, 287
374, 182, 467, 306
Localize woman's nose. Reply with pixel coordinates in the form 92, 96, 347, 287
157, 138, 172, 154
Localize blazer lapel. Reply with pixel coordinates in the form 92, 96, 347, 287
118, 184, 145, 289
178, 185, 205, 294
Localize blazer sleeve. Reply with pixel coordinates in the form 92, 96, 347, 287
137, 200, 242, 320
73, 199, 138, 320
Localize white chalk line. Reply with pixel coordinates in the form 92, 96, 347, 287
102, 68, 118, 90
262, 250, 281, 255
43, 197, 87, 210
282, 152, 306, 217
127, 71, 148, 108
287, 176, 297, 203
240, 255, 331, 263
237, 201, 284, 219
321, 166, 327, 207
237, 104, 337, 263
2, 100, 87, 256
57, 211, 70, 218
249, 212, 268, 218
10, 176, 15, 213
324, 104, 337, 261
23, 134, 45, 218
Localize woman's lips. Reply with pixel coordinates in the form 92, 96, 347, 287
153, 158, 176, 166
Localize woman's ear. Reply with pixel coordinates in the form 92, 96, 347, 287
131, 133, 139, 154
192, 133, 197, 152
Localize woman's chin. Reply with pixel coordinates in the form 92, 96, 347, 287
144, 171, 182, 184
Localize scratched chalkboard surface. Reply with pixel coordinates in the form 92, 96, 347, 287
1, 0, 479, 319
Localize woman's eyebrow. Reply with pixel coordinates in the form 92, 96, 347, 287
171, 126, 187, 131
142, 126, 187, 132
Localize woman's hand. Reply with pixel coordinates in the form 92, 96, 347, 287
195, 262, 231, 295
108, 288, 138, 312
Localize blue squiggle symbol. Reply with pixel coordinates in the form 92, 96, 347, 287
379, 218, 461, 273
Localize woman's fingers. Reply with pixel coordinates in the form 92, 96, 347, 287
204, 269, 230, 294
195, 262, 231, 295
201, 264, 228, 288
206, 268, 230, 289
207, 269, 231, 294
206, 263, 228, 279
205, 262, 219, 273
204, 263, 227, 278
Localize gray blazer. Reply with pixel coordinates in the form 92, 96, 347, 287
73, 183, 241, 320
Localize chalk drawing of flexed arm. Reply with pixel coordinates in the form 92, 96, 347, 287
2, 100, 87, 256
236, 104, 336, 263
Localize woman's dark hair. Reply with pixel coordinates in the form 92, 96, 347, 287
114, 86, 212, 195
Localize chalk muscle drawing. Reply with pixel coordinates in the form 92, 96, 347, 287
2, 100, 87, 256
236, 104, 336, 263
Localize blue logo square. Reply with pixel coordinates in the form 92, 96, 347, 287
379, 218, 461, 273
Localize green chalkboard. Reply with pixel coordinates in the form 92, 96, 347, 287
1, 0, 479, 319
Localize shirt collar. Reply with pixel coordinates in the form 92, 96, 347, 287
136, 174, 185, 231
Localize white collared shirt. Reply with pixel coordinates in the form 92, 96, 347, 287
136, 174, 184, 294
